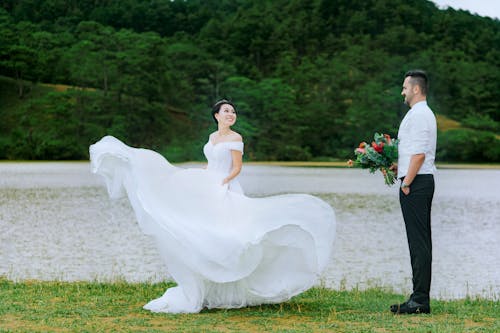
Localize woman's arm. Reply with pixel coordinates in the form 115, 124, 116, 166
222, 150, 243, 184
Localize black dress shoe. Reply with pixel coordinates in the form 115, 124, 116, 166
390, 300, 430, 314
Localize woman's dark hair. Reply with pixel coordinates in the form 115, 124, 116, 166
211, 99, 236, 125
405, 69, 429, 96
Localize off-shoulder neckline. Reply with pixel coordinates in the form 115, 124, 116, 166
208, 140, 243, 147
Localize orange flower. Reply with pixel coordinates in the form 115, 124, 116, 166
383, 134, 392, 144
347, 159, 354, 167
358, 142, 367, 148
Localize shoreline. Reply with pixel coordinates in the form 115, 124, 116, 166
1, 277, 498, 302
245, 161, 500, 169
0, 160, 499, 169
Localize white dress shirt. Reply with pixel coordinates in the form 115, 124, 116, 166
397, 101, 437, 179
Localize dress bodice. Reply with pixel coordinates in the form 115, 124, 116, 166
203, 141, 244, 176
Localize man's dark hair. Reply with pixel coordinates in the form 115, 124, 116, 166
211, 99, 236, 125
405, 70, 428, 96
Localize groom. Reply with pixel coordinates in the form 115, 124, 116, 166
390, 70, 437, 314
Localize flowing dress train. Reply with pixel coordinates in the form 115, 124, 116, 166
89, 135, 336, 313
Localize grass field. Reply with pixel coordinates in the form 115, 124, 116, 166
0, 278, 498, 332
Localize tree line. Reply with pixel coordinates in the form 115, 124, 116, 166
0, 0, 498, 162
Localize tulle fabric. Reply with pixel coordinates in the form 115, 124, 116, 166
89, 135, 336, 313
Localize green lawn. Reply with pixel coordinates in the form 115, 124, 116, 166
0, 279, 498, 332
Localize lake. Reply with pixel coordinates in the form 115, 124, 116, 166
0, 162, 499, 300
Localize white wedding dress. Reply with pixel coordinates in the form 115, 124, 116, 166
89, 135, 336, 313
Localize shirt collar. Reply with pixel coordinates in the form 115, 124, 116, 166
411, 100, 427, 110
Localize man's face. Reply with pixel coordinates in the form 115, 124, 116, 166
401, 76, 415, 107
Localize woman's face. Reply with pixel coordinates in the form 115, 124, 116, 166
215, 104, 237, 127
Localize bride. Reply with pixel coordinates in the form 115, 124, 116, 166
89, 99, 336, 313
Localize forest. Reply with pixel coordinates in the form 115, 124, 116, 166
0, 0, 499, 162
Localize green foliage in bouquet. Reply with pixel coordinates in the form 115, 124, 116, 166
349, 133, 399, 186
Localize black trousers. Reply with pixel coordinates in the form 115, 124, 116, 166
399, 174, 434, 304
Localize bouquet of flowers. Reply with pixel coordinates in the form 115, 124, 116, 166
348, 133, 399, 186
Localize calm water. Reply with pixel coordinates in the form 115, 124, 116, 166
0, 162, 499, 300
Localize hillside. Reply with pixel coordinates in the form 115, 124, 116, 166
0, 0, 498, 161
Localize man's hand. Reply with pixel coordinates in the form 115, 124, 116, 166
401, 184, 410, 195
389, 163, 398, 177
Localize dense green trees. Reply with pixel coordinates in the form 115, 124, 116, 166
0, 0, 498, 162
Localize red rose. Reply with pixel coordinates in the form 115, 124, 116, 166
372, 141, 384, 153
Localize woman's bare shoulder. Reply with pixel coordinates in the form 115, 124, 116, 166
230, 131, 243, 142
